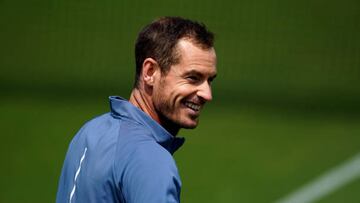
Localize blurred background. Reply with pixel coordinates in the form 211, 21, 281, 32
1, 0, 360, 202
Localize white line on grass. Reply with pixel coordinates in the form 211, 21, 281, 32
275, 152, 360, 203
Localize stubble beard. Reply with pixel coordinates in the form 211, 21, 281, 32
153, 80, 197, 134
153, 82, 180, 132
154, 92, 198, 132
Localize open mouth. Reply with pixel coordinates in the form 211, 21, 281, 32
184, 101, 201, 111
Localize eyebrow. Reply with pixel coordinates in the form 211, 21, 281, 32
184, 69, 217, 79
209, 74, 217, 80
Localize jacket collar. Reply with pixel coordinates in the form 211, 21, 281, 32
109, 96, 185, 154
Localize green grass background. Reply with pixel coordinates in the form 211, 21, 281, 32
1, 0, 359, 202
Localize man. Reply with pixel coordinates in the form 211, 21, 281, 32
56, 16, 217, 203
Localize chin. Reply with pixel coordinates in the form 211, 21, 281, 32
182, 125, 197, 129
180, 120, 199, 129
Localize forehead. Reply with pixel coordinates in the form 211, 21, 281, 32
174, 39, 217, 75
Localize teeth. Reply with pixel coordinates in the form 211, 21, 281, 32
185, 102, 201, 111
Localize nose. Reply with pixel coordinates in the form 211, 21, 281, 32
197, 81, 213, 102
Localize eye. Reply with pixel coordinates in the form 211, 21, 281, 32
208, 76, 215, 84
186, 75, 200, 83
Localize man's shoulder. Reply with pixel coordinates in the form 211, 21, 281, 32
81, 112, 170, 160
79, 112, 112, 132
77, 111, 174, 164
80, 112, 148, 137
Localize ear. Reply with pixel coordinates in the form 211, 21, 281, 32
141, 58, 160, 86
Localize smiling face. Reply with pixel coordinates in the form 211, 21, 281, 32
152, 39, 217, 130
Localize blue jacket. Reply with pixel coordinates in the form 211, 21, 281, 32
56, 96, 185, 203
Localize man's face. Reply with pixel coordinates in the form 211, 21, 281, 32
152, 39, 217, 129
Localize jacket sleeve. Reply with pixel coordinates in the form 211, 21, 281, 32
119, 143, 182, 203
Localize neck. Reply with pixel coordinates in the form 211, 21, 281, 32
129, 88, 179, 136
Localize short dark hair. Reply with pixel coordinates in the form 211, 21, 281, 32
134, 16, 214, 88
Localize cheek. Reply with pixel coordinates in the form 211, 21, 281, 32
157, 77, 196, 105
172, 85, 195, 103
154, 83, 177, 107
